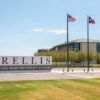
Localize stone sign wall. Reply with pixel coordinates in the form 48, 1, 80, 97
0, 56, 52, 71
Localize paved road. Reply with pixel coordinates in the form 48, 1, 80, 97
0, 68, 100, 81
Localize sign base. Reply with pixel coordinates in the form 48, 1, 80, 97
0, 65, 52, 71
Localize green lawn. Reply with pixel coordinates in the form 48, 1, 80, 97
0, 78, 100, 100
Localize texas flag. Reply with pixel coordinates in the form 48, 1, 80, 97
67, 14, 76, 22
89, 16, 95, 24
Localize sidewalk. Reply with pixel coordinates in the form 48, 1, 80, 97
0, 68, 99, 81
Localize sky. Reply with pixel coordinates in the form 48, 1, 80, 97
0, 0, 100, 56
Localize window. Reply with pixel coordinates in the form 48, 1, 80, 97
96, 43, 100, 53
74, 43, 80, 52
68, 44, 74, 51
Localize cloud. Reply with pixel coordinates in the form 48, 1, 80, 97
32, 28, 44, 32
32, 28, 66, 35
46, 29, 66, 35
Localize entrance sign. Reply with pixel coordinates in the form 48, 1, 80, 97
0, 56, 52, 71
0, 56, 52, 65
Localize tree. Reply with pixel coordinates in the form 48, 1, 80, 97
77, 52, 86, 66
96, 53, 100, 64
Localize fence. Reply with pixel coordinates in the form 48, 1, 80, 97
52, 62, 97, 68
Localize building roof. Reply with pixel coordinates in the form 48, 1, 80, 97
51, 39, 100, 50
37, 49, 48, 52
70, 39, 100, 43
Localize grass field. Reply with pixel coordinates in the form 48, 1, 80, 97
0, 79, 100, 100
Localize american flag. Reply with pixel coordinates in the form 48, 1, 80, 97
68, 14, 76, 22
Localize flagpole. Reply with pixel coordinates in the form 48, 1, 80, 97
67, 13, 69, 72
87, 15, 90, 72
